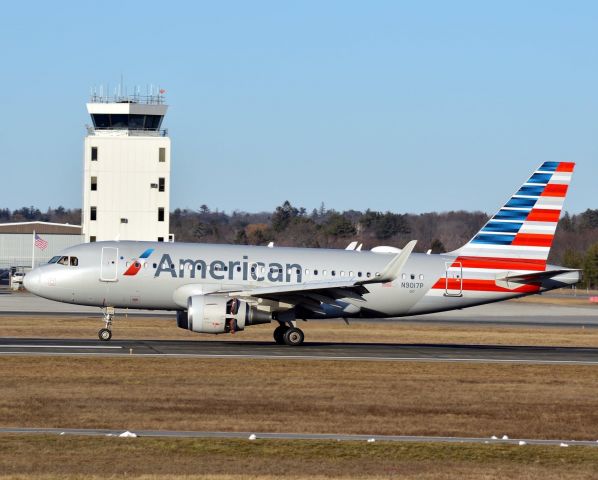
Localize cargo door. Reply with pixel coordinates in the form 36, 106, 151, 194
445, 261, 463, 296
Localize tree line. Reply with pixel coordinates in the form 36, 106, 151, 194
3, 203, 598, 287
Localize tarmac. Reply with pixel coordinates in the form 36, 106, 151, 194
1, 290, 597, 365
1, 337, 597, 365
1, 290, 598, 328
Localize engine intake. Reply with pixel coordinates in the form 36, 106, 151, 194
176, 294, 272, 334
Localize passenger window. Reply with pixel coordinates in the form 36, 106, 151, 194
419, 274, 424, 280
323, 270, 327, 276
314, 269, 318, 275
331, 270, 336, 276
305, 269, 310, 275
402, 274, 406, 280
366, 272, 371, 278
358, 272, 362, 277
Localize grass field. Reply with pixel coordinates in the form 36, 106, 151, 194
2, 307, 598, 478
1, 435, 598, 479
1, 356, 598, 440
2, 314, 598, 347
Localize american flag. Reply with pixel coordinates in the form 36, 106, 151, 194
34, 233, 48, 250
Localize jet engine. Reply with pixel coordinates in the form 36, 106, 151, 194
176, 294, 272, 334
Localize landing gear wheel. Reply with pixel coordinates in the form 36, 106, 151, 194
273, 325, 288, 345
283, 327, 304, 346
98, 328, 112, 341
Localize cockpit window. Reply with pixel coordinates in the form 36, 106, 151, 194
70, 257, 79, 267
57, 256, 69, 266
48, 256, 61, 264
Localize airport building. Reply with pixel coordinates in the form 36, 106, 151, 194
82, 92, 172, 243
0, 222, 83, 270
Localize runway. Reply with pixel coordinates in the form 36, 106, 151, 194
1, 426, 596, 447
1, 337, 598, 365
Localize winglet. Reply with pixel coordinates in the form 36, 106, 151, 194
359, 240, 417, 284
345, 241, 358, 251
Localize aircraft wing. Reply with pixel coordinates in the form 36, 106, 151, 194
210, 240, 417, 310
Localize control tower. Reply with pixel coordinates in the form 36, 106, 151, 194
82, 90, 171, 242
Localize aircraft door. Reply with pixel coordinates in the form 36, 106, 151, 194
100, 247, 119, 282
444, 261, 463, 296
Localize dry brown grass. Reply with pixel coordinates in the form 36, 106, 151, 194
2, 314, 598, 347
0, 435, 597, 479
1, 357, 598, 440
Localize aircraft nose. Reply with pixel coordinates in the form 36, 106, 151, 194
23, 270, 39, 293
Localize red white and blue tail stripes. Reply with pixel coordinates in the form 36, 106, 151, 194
430, 162, 575, 296
455, 162, 574, 263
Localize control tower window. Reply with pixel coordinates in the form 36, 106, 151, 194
91, 114, 163, 130
129, 114, 145, 129
90, 206, 97, 221
91, 176, 97, 191
158, 177, 165, 192
159, 147, 166, 163
158, 207, 165, 222
91, 147, 98, 161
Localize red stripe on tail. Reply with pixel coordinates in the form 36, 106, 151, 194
526, 209, 561, 222
512, 233, 554, 247
452, 256, 546, 271
541, 184, 568, 197
556, 162, 575, 172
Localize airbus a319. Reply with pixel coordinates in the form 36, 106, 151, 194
24, 162, 580, 346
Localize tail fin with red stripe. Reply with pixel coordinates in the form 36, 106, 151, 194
453, 162, 575, 265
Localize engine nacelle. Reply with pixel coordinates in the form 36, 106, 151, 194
176, 294, 272, 334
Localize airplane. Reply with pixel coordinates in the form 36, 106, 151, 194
24, 162, 580, 346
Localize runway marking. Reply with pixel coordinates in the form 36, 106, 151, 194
0, 345, 122, 349
1, 426, 597, 447
0, 351, 597, 365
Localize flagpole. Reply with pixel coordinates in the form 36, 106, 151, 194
31, 230, 35, 269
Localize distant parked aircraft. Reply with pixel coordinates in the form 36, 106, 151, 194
25, 163, 579, 345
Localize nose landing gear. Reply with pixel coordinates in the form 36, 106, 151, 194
98, 308, 114, 341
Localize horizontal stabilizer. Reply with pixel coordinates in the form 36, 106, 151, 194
496, 268, 581, 290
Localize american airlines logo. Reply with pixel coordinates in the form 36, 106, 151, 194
123, 248, 155, 276
154, 253, 303, 283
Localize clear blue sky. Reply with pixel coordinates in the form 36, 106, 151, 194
1, 1, 596, 215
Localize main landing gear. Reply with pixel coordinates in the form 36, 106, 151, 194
273, 323, 305, 346
98, 308, 114, 341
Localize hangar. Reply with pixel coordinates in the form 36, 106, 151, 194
0, 221, 83, 270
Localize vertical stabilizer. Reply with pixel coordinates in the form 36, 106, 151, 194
453, 162, 575, 266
